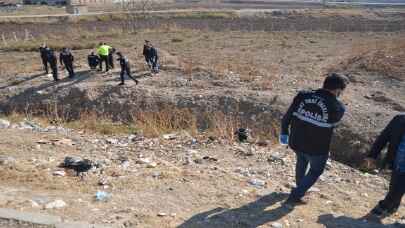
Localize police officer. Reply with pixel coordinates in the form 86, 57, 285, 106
59, 47, 75, 78
97, 42, 111, 72
116, 52, 139, 86
143, 41, 159, 74
280, 73, 348, 206
108, 47, 116, 69
46, 47, 58, 81
39, 44, 49, 74
88, 52, 100, 70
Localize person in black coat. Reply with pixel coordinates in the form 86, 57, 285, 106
39, 44, 49, 74
88, 52, 100, 70
59, 47, 75, 78
45, 47, 58, 81
280, 73, 347, 206
108, 47, 116, 69
143, 41, 159, 74
116, 52, 139, 86
363, 114, 405, 220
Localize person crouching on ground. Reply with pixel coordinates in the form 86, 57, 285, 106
280, 73, 348, 207
59, 47, 75, 78
362, 114, 405, 222
88, 52, 100, 70
116, 52, 139, 86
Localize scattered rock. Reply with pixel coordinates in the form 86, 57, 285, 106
0, 119, 10, 129
52, 170, 66, 177
157, 212, 167, 217
271, 222, 283, 228
248, 178, 266, 188
95, 191, 111, 202
163, 133, 177, 140
45, 200, 67, 209
0, 156, 16, 166
106, 138, 119, 144
137, 158, 152, 165
309, 187, 321, 193
147, 162, 158, 168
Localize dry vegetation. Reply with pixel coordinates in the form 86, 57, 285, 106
331, 37, 405, 80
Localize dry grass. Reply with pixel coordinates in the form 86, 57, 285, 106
333, 37, 405, 80
132, 107, 198, 137
205, 112, 241, 141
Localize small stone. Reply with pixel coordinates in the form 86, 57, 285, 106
248, 178, 266, 188
152, 172, 161, 178
147, 162, 158, 168
309, 187, 321, 193
163, 134, 177, 140
271, 222, 283, 228
137, 158, 152, 165
30, 200, 40, 208
45, 200, 67, 209
106, 138, 119, 144
52, 171, 66, 177
0, 156, 16, 166
0, 119, 10, 129
157, 212, 167, 217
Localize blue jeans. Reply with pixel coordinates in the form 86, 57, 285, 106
290, 151, 328, 199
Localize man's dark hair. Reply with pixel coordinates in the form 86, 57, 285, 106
323, 73, 348, 90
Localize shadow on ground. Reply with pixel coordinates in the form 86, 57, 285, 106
177, 192, 291, 228
318, 214, 405, 228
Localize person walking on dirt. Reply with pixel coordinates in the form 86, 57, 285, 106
88, 52, 100, 70
39, 44, 49, 74
97, 42, 111, 72
59, 47, 75, 78
280, 73, 347, 207
116, 52, 139, 86
143, 41, 159, 74
46, 47, 58, 81
362, 114, 405, 221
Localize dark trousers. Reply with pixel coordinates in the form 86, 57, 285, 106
120, 68, 138, 84
63, 62, 75, 78
377, 171, 405, 214
42, 57, 48, 74
50, 62, 58, 81
290, 151, 328, 199
99, 55, 109, 72
108, 53, 114, 69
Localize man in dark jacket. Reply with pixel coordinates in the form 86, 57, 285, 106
39, 44, 49, 74
59, 47, 75, 78
363, 115, 405, 220
88, 52, 100, 70
108, 47, 116, 69
116, 52, 139, 86
45, 47, 58, 81
143, 41, 159, 74
280, 73, 347, 206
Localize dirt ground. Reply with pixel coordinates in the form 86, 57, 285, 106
0, 8, 405, 228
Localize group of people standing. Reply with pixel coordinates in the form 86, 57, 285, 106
39, 45, 75, 81
38, 40, 160, 85
281, 73, 405, 222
